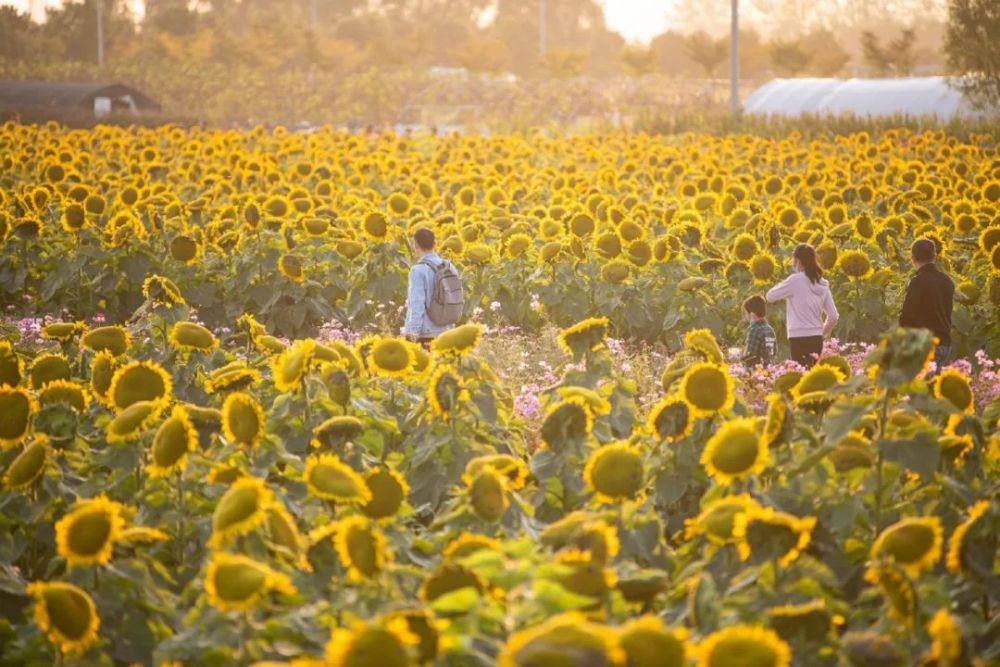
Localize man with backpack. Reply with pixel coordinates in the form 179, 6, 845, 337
403, 228, 464, 347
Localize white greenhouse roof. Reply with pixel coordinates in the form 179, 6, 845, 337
743, 77, 982, 119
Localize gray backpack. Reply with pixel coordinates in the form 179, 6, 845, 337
420, 258, 464, 326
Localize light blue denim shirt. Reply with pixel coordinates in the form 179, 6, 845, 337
403, 252, 450, 338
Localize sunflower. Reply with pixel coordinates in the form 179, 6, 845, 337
204, 552, 297, 612
871, 516, 943, 576
684, 328, 725, 363
696, 625, 791, 667
303, 453, 371, 504
278, 254, 305, 282
3, 433, 49, 490
362, 211, 389, 240
933, 368, 974, 413
55, 495, 127, 567
444, 532, 503, 560
221, 391, 265, 447
0, 341, 23, 387
946, 500, 991, 574
863, 562, 917, 626
0, 386, 37, 449
466, 466, 509, 522
367, 337, 413, 379
841, 632, 904, 667
37, 379, 89, 413
333, 515, 389, 581
557, 319, 610, 361
361, 467, 409, 520
733, 505, 816, 567
497, 612, 624, 667
147, 405, 198, 478
326, 618, 417, 667
679, 362, 735, 417
601, 259, 631, 283
927, 610, 965, 667
506, 232, 532, 259
387, 192, 411, 215
619, 616, 687, 667
106, 400, 165, 444
684, 494, 760, 545
29, 353, 71, 389
791, 363, 846, 399
41, 321, 85, 343
463, 454, 529, 490
430, 324, 482, 357
168, 321, 218, 353
583, 442, 644, 503
762, 394, 788, 447
556, 386, 611, 417
540, 397, 593, 450
169, 234, 201, 263
26, 581, 100, 654
701, 418, 767, 485
107, 361, 173, 412
272, 338, 316, 391
310, 415, 364, 449
142, 274, 185, 306
209, 476, 274, 548
837, 250, 874, 279
427, 364, 468, 420
204, 363, 261, 394
766, 599, 833, 644
830, 431, 877, 473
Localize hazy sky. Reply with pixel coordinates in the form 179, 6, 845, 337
6, 0, 675, 44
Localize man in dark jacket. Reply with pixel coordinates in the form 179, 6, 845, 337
899, 238, 955, 371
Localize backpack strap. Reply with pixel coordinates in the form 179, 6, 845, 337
418, 257, 445, 271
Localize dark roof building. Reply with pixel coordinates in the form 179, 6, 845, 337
0, 80, 161, 119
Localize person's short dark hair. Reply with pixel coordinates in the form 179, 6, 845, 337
743, 295, 766, 318
911, 238, 936, 264
413, 228, 435, 251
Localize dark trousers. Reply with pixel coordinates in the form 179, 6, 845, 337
789, 335, 824, 369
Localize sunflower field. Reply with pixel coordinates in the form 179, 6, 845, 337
0, 122, 998, 667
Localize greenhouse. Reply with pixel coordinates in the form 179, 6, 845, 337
743, 77, 983, 119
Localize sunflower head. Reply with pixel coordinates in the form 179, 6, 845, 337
679, 362, 735, 417
584, 442, 644, 503
333, 516, 388, 581
841, 632, 905, 667
272, 338, 316, 391
360, 337, 411, 379
467, 466, 509, 522
26, 581, 100, 654
106, 399, 165, 444
148, 405, 198, 478
221, 392, 265, 447
107, 361, 172, 412
701, 417, 767, 485
871, 516, 943, 576
646, 396, 692, 442
618, 616, 687, 667
210, 476, 274, 548
946, 500, 991, 574
766, 600, 832, 644
540, 398, 593, 451
41, 321, 85, 343
431, 324, 482, 357
55, 495, 127, 567
698, 625, 791, 667
310, 414, 364, 450
863, 561, 917, 627
497, 613, 624, 667
3, 434, 49, 490
0, 386, 38, 449
733, 505, 815, 567
142, 274, 185, 306
684, 494, 760, 545
361, 467, 409, 520
792, 363, 846, 398
933, 368, 974, 413
29, 353, 71, 390
204, 551, 296, 612
427, 363, 468, 420
684, 328, 724, 363
326, 618, 417, 667
304, 453, 371, 505
557, 317, 609, 361
168, 321, 218, 353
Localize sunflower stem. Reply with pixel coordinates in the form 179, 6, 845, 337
872, 390, 891, 538
176, 470, 186, 565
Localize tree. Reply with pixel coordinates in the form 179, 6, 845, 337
862, 28, 917, 76
0, 6, 38, 60
621, 44, 658, 77
945, 0, 1000, 109
769, 39, 812, 77
42, 0, 136, 63
804, 28, 850, 76
684, 31, 728, 77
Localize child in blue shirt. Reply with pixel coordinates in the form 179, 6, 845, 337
741, 295, 777, 367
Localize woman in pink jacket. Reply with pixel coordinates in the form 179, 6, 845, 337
765, 244, 839, 369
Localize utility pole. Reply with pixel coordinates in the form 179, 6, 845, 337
730, 0, 739, 115
310, 0, 318, 32
539, 0, 546, 59
96, 0, 105, 67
